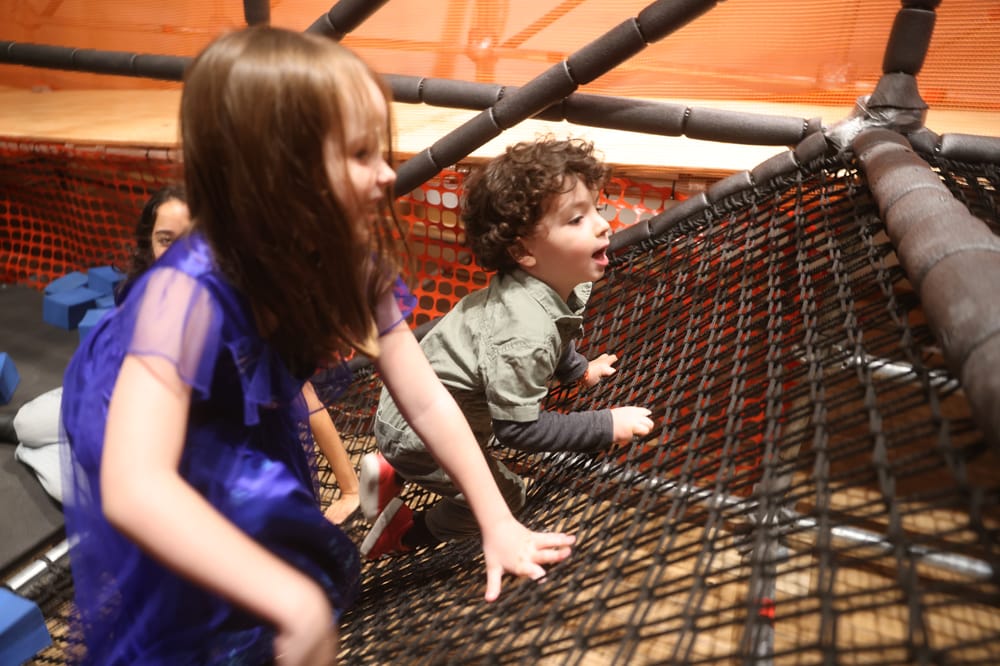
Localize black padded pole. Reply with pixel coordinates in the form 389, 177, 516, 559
867, 1, 939, 113
0, 41, 189, 81
385, 74, 819, 146
243, 0, 270, 26
853, 128, 1000, 450
394, 0, 723, 196
306, 0, 390, 39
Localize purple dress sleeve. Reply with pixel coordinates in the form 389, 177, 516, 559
59, 233, 360, 664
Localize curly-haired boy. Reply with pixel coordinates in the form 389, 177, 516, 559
360, 136, 655, 559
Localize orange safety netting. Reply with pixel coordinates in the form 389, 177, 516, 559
0, 139, 687, 327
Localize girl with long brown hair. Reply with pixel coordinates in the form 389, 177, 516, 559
60, 26, 574, 666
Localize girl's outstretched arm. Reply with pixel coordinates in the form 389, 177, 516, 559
303, 381, 360, 524
374, 319, 576, 601
100, 355, 337, 665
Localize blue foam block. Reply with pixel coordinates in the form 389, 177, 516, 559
0, 353, 19, 405
87, 265, 126, 296
42, 286, 101, 330
95, 294, 116, 309
43, 271, 88, 295
0, 588, 52, 665
78, 307, 112, 342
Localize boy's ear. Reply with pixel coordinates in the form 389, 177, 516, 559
509, 240, 536, 268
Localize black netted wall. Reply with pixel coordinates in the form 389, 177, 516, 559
319, 149, 998, 664
21, 148, 1000, 665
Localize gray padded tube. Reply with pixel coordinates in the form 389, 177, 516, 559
306, 0, 389, 39
853, 128, 1000, 448
567, 19, 647, 85
882, 8, 936, 75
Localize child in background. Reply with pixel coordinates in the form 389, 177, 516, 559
4, 185, 195, 504
360, 137, 655, 560
60, 27, 572, 666
123, 184, 192, 282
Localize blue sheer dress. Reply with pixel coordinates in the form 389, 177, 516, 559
60, 231, 409, 665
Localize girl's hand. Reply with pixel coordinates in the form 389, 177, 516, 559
584, 353, 618, 388
273, 582, 338, 666
324, 491, 360, 525
480, 516, 576, 602
610, 406, 655, 444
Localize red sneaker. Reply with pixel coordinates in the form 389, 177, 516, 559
360, 451, 404, 522
360, 498, 413, 560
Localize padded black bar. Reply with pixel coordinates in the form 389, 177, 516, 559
395, 113, 503, 195
71, 49, 139, 76
130, 55, 190, 82
3, 42, 75, 66
636, 0, 720, 43
243, 0, 270, 26
868, 72, 926, 110
608, 219, 651, 256
384, 74, 425, 104
306, 0, 390, 39
649, 192, 710, 238
749, 150, 800, 186
706, 171, 755, 205
882, 8, 936, 75
853, 128, 1000, 449
907, 127, 940, 155
0, 41, 189, 81
386, 74, 818, 146
566, 19, 646, 85
395, 0, 724, 196
491, 63, 577, 129
938, 133, 1000, 164
419, 113, 504, 175
793, 130, 833, 165
561, 94, 686, 134
685, 107, 811, 146
420, 78, 504, 110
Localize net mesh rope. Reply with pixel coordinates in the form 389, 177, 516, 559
12, 144, 999, 664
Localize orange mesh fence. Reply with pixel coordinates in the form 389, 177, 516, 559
0, 140, 182, 287
2, 138, 694, 327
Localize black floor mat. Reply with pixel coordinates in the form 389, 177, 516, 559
0, 283, 76, 576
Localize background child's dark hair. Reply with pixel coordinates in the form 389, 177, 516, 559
461, 136, 610, 274
126, 185, 187, 281
181, 26, 404, 377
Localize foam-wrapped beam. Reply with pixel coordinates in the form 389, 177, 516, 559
608, 220, 652, 257
750, 150, 800, 186
685, 107, 809, 146
636, 0, 720, 43
882, 8, 936, 75
421, 78, 504, 110
562, 95, 687, 135
853, 127, 1000, 449
567, 19, 647, 85
649, 193, 710, 238
938, 134, 1000, 164
492, 64, 577, 129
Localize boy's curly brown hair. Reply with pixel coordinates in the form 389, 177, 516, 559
461, 135, 610, 273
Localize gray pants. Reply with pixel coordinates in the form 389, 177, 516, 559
374, 410, 526, 543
